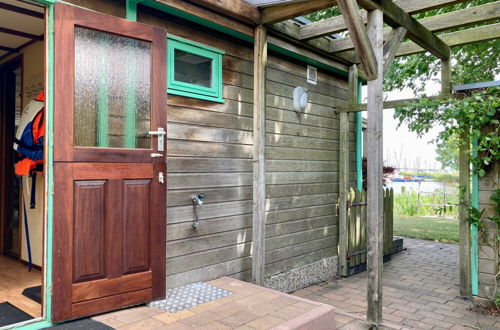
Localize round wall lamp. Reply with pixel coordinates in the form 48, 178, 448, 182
293, 86, 308, 113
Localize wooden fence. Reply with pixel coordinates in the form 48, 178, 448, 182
341, 188, 394, 276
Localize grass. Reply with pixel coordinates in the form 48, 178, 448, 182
394, 216, 459, 243
394, 191, 458, 217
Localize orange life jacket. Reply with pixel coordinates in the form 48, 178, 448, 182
14, 92, 45, 176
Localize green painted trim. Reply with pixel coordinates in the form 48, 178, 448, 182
141, 0, 348, 78
471, 137, 479, 296
168, 35, 225, 54
126, 0, 138, 21
167, 88, 225, 103
97, 35, 109, 147
356, 80, 363, 191
15, 1, 56, 329
124, 53, 137, 148
167, 35, 224, 103
43, 3, 55, 324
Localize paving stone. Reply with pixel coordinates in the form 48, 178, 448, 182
246, 314, 286, 330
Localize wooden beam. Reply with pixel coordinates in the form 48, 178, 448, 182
441, 59, 452, 96
357, 0, 450, 60
0, 27, 44, 41
261, 0, 336, 24
252, 25, 267, 286
268, 20, 363, 73
0, 45, 16, 53
396, 22, 500, 57
339, 65, 358, 277
383, 27, 406, 75
0, 2, 44, 19
366, 8, 384, 325
337, 0, 377, 80
185, 0, 261, 25
342, 95, 444, 112
298, 0, 469, 40
330, 2, 500, 53
458, 130, 471, 298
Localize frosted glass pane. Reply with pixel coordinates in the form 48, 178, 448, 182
174, 49, 212, 88
74, 27, 151, 148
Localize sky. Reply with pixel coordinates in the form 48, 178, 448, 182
361, 79, 443, 171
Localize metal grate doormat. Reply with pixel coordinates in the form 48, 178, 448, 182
149, 282, 233, 313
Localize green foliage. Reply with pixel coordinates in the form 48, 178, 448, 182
394, 190, 458, 217
435, 134, 460, 171
385, 0, 500, 93
394, 87, 500, 177
496, 294, 500, 308
304, 7, 341, 22
394, 216, 459, 243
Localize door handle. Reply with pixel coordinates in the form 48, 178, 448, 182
148, 127, 165, 151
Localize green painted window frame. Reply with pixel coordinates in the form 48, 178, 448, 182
167, 35, 224, 103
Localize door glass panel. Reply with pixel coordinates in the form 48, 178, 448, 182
74, 27, 151, 149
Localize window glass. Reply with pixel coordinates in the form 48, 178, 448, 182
74, 27, 151, 148
174, 49, 212, 88
167, 35, 224, 103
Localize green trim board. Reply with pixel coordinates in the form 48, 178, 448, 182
167, 35, 224, 103
356, 79, 363, 191
471, 137, 479, 296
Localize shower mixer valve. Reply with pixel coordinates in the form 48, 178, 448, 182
191, 193, 205, 229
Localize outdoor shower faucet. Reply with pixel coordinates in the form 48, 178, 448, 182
191, 193, 206, 229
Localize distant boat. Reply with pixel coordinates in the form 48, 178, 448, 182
392, 175, 424, 182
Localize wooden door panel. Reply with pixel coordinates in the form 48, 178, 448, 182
72, 180, 106, 283
71, 288, 153, 320
52, 3, 166, 322
72, 272, 152, 303
123, 180, 151, 274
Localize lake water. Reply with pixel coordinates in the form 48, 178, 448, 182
387, 181, 456, 194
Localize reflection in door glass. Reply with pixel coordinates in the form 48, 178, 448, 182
74, 27, 151, 149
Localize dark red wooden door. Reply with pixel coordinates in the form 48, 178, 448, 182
51, 3, 166, 322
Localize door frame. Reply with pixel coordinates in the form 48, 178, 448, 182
0, 55, 23, 257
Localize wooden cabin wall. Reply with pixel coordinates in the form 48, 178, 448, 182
477, 162, 499, 299
262, 58, 356, 280
62, 0, 357, 289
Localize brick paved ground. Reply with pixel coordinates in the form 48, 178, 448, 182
291, 238, 500, 329
92, 277, 335, 329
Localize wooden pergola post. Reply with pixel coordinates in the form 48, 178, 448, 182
366, 8, 384, 325
339, 65, 358, 277
252, 25, 267, 286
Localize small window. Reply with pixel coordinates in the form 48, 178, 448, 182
167, 35, 224, 103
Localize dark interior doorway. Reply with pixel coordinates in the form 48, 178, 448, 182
0, 56, 22, 258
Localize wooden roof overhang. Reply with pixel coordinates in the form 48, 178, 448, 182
0, 0, 45, 61
183, 0, 499, 83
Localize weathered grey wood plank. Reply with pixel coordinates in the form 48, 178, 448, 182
329, 2, 499, 54
395, 22, 500, 57
366, 8, 384, 325
337, 0, 378, 80
298, 0, 470, 40
261, 0, 336, 24
383, 27, 407, 75
253, 25, 267, 286
357, 0, 450, 60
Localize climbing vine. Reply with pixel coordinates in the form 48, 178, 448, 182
394, 87, 500, 177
